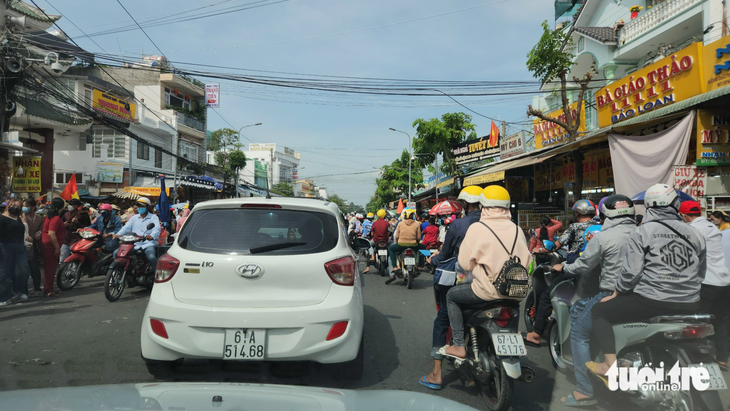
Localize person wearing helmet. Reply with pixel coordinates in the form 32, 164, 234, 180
60, 198, 92, 263
113, 197, 161, 271
347, 213, 361, 236
544, 195, 637, 407
437, 186, 531, 362
587, 184, 706, 381
386, 209, 422, 284
438, 218, 451, 243
363, 213, 374, 237
86, 203, 123, 252
679, 200, 730, 369
554, 199, 599, 264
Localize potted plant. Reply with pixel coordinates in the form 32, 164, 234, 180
630, 5, 642, 19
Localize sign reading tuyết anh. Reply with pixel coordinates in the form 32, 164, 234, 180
595, 43, 702, 128
532, 101, 586, 150
93, 89, 135, 121
12, 156, 41, 193
452, 137, 499, 165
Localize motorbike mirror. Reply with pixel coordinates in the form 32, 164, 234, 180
353, 237, 371, 251
147, 223, 156, 230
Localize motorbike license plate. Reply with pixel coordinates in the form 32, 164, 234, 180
223, 329, 266, 360
378, 250, 388, 256
404, 257, 416, 266
690, 363, 728, 390
491, 333, 526, 357
430, 249, 438, 254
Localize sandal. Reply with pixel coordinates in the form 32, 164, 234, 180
585, 362, 610, 388
561, 393, 597, 407
437, 346, 466, 363
418, 375, 442, 390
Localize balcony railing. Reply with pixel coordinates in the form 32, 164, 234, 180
619, 0, 702, 45
176, 111, 205, 132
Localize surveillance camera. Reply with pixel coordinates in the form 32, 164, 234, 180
50, 61, 64, 74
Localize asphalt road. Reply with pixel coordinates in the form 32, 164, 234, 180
1, 266, 729, 411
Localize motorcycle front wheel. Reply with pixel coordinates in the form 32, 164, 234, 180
476, 334, 513, 411
104, 267, 126, 302
57, 261, 82, 291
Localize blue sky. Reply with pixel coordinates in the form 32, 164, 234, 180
39, 0, 553, 206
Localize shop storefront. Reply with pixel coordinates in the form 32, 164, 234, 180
179, 175, 219, 205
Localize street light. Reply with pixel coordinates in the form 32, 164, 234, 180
389, 127, 412, 203
234, 122, 262, 197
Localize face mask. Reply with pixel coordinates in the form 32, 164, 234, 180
22, 207, 30, 214
712, 219, 720, 226
67, 205, 75, 211
8, 207, 21, 216
138, 207, 147, 215
102, 211, 111, 218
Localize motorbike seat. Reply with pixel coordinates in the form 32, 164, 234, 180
135, 248, 146, 256
463, 299, 521, 320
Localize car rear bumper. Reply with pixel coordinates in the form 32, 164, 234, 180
141, 283, 363, 364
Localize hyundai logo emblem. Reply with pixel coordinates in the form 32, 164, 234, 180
236, 263, 264, 279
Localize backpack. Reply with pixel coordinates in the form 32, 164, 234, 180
478, 222, 529, 298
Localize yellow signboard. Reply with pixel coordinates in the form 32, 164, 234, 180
463, 171, 504, 186
595, 42, 702, 128
93, 89, 136, 121
696, 109, 730, 166
124, 186, 171, 196
705, 34, 730, 92
12, 156, 41, 192
532, 102, 586, 150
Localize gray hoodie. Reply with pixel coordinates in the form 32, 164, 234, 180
616, 206, 706, 303
563, 217, 636, 294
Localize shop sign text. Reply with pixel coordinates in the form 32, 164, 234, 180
532, 102, 585, 150
673, 165, 706, 198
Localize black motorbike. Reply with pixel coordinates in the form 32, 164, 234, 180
373, 241, 389, 276
523, 251, 564, 332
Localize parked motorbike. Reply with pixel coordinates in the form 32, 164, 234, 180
373, 241, 389, 276
547, 280, 725, 410
395, 247, 419, 289
56, 228, 114, 291
523, 251, 563, 332
448, 300, 535, 411
104, 223, 157, 302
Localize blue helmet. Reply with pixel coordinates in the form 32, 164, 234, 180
542, 240, 556, 251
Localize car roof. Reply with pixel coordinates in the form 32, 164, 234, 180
191, 197, 341, 214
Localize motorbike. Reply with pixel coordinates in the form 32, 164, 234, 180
523, 251, 564, 332
448, 300, 535, 411
373, 240, 389, 277
104, 223, 157, 302
547, 279, 725, 411
56, 228, 114, 291
395, 247, 419, 289
424, 242, 440, 275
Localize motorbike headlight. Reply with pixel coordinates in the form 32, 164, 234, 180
121, 235, 139, 242
79, 231, 97, 239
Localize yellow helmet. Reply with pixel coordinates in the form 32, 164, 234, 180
377, 209, 386, 219
458, 185, 483, 204
403, 209, 415, 219
366, 212, 374, 219
480, 185, 510, 208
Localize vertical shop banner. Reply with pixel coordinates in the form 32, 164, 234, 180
609, 112, 695, 200
597, 150, 614, 187
704, 34, 730, 92
696, 109, 730, 166
673, 165, 707, 199
12, 156, 41, 192
205, 84, 220, 108
532, 102, 586, 150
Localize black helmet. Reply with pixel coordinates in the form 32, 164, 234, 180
51, 197, 65, 210
601, 195, 635, 219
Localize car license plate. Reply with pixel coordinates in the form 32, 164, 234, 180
223, 329, 266, 360
491, 333, 526, 357
378, 250, 388, 256
690, 363, 728, 390
404, 257, 416, 266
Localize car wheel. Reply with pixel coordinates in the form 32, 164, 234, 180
145, 360, 175, 379
331, 338, 364, 380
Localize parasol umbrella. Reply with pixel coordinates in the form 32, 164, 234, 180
631, 189, 695, 204
158, 175, 171, 229
429, 200, 463, 216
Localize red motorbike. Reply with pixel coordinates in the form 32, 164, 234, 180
104, 223, 157, 302
424, 242, 441, 275
56, 228, 114, 291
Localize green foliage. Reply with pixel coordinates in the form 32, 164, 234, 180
371, 149, 424, 207
526, 20, 575, 85
165, 104, 206, 122
208, 128, 240, 152
328, 194, 363, 214
271, 182, 294, 197
412, 112, 476, 177
228, 150, 247, 171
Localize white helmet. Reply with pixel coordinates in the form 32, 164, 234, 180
645, 183, 679, 209
356, 213, 363, 219
136, 197, 152, 206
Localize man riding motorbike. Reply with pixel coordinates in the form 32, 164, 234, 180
386, 209, 422, 284
366, 209, 391, 273
551, 195, 637, 407
440, 185, 531, 361
86, 203, 123, 252
587, 184, 706, 381
112, 197, 161, 270
418, 186, 482, 390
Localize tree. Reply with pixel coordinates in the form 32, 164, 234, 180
328, 194, 362, 214
210, 128, 247, 188
526, 20, 596, 201
271, 182, 294, 197
412, 112, 477, 177
208, 128, 239, 152
370, 149, 424, 207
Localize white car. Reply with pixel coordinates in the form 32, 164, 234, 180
141, 197, 365, 379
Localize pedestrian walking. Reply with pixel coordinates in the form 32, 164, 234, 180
0, 198, 32, 305
22, 198, 44, 294
42, 198, 66, 297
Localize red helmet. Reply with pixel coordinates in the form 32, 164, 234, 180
444, 218, 452, 225
99, 204, 113, 212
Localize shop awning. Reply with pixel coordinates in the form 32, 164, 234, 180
180, 176, 219, 191
113, 189, 139, 200
0, 142, 40, 153
463, 151, 559, 186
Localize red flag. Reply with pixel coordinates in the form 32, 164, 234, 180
396, 198, 404, 214
489, 121, 500, 148
60, 173, 80, 201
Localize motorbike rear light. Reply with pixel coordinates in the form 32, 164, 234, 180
150, 319, 168, 339
326, 321, 348, 341
404, 249, 414, 256
325, 257, 356, 286
664, 324, 714, 340
486, 307, 516, 328
240, 204, 282, 209
155, 254, 180, 283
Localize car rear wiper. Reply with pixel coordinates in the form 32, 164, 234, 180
249, 242, 307, 254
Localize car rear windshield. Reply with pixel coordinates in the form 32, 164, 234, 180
177, 208, 340, 255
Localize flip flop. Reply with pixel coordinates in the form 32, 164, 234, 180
523, 337, 541, 348
437, 346, 465, 363
418, 375, 442, 390
585, 362, 610, 389
560, 393, 597, 407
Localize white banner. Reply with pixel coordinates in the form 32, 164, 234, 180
500, 131, 525, 159
673, 165, 707, 199
205, 84, 220, 108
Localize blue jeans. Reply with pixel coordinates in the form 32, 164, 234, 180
0, 242, 30, 297
431, 284, 453, 359
113, 246, 157, 271
570, 291, 611, 397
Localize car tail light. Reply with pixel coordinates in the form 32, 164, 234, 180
664, 324, 714, 340
324, 257, 356, 286
486, 307, 516, 328
150, 319, 168, 339
155, 254, 180, 283
404, 249, 414, 256
240, 204, 282, 209
326, 321, 348, 341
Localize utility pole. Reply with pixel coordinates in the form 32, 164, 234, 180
0, 0, 6, 137
502, 120, 507, 142
435, 156, 439, 202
